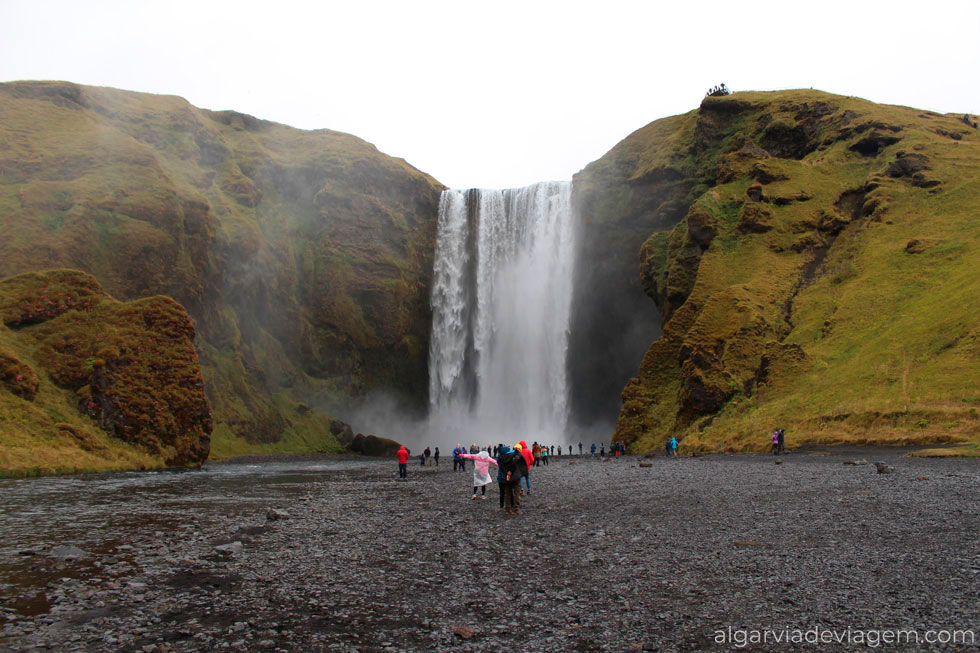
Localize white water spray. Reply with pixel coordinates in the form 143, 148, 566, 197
428, 181, 576, 446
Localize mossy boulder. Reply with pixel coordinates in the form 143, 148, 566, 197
349, 433, 402, 457
0, 269, 211, 472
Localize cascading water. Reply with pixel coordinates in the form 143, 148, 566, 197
428, 181, 575, 445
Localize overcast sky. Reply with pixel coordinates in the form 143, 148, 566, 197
2, 0, 977, 189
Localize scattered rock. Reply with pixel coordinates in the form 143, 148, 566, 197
266, 508, 291, 521
638, 462, 652, 468
874, 462, 894, 474
774, 459, 783, 465
914, 476, 930, 481
843, 459, 869, 466
214, 541, 244, 556
453, 626, 476, 639
48, 545, 88, 561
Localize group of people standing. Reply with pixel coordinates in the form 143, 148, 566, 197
771, 428, 786, 455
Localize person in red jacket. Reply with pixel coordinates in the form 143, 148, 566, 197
518, 440, 534, 494
396, 445, 409, 479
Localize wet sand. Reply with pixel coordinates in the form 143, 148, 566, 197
1, 448, 979, 651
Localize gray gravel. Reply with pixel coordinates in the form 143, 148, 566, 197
1, 448, 979, 651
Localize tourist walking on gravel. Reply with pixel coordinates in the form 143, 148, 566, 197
578, 442, 583, 455
669, 436, 678, 457
434, 447, 440, 466
771, 431, 779, 455
424, 447, 431, 465
461, 449, 497, 500
777, 428, 785, 454
518, 440, 534, 494
591, 443, 596, 458
396, 445, 409, 478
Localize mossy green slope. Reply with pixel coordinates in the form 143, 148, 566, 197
575, 90, 980, 452
0, 269, 211, 476
0, 81, 444, 458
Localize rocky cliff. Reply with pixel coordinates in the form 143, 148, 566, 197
573, 90, 980, 451
0, 269, 211, 474
0, 81, 444, 459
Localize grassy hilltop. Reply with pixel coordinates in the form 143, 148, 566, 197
0, 81, 444, 463
575, 89, 980, 453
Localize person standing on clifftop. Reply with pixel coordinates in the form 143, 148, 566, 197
396, 445, 409, 479
461, 449, 497, 500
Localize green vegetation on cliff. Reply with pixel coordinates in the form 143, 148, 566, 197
0, 81, 444, 461
0, 269, 211, 476
575, 90, 980, 452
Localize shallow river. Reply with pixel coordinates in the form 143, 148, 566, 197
0, 457, 374, 616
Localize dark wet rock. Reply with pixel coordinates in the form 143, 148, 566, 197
875, 461, 894, 474
849, 131, 901, 156
639, 462, 653, 468
265, 508, 290, 521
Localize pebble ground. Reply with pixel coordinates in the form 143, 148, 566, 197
2, 448, 979, 651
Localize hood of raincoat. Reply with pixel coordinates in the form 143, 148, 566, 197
478, 450, 490, 460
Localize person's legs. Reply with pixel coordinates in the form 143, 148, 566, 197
480, 485, 486, 496
499, 483, 505, 509
505, 483, 517, 512
472, 486, 477, 499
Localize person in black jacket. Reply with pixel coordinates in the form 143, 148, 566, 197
496, 444, 525, 515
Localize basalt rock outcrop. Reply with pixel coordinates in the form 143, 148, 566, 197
574, 90, 980, 452
0, 82, 443, 460
0, 269, 211, 473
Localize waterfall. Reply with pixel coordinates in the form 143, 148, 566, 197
428, 181, 575, 445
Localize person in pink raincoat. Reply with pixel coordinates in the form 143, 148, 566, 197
460, 450, 498, 500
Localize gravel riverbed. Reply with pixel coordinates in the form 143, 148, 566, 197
1, 449, 978, 651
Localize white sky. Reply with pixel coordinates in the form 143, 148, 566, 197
2, 0, 978, 189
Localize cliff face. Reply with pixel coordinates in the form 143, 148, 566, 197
574, 90, 980, 451
0, 269, 210, 474
0, 82, 444, 457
